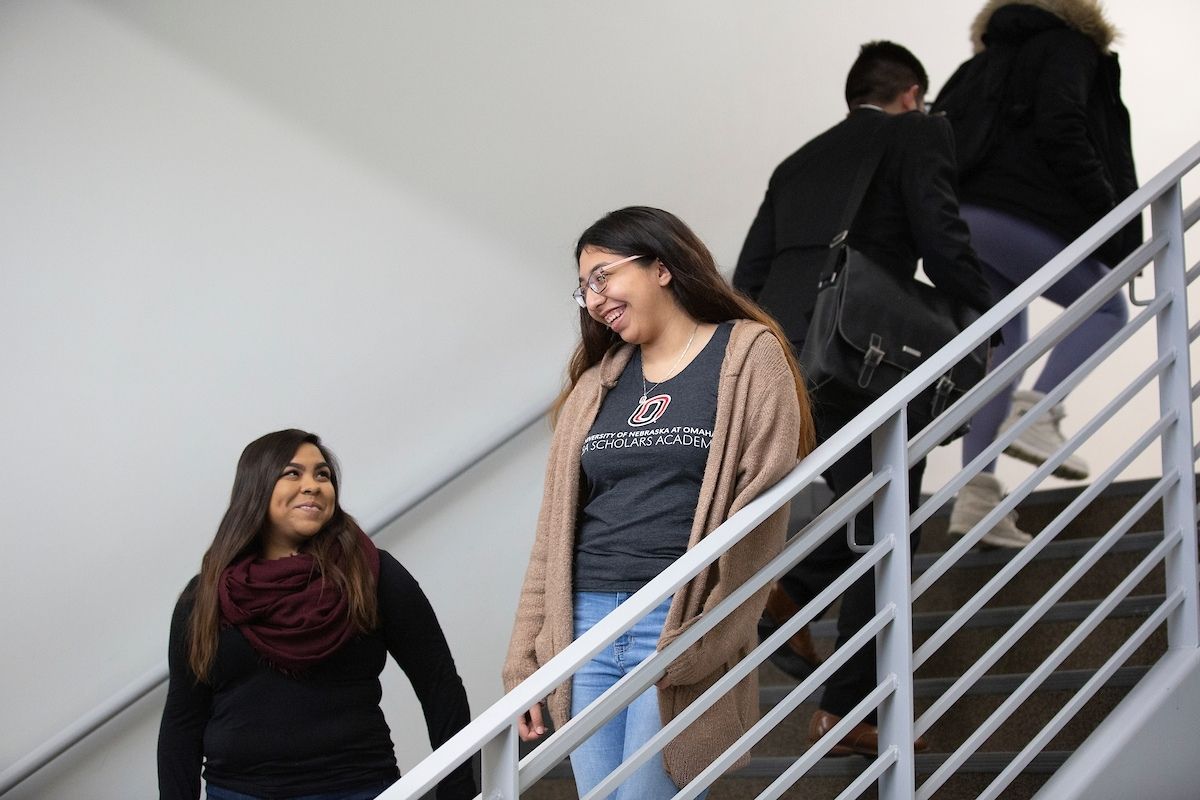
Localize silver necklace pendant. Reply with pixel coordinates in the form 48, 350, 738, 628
637, 323, 699, 411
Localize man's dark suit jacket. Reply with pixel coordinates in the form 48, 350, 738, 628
734, 107, 991, 347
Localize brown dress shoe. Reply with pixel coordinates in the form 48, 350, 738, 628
762, 583, 824, 673
807, 709, 930, 757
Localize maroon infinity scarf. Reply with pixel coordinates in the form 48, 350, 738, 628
218, 529, 381, 672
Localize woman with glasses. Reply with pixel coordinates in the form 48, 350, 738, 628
157, 429, 475, 800
503, 207, 814, 798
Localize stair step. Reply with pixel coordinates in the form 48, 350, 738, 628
913, 543, 1164, 613
758, 664, 1150, 707
517, 481, 1186, 800
808, 593, 1165, 639
919, 481, 1167, 554
916, 611, 1166, 678
911, 530, 1162, 574
908, 663, 1148, 697
738, 750, 1072, 778
752, 687, 1136, 758
534, 750, 1072, 781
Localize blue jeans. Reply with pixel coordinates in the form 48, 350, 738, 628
205, 783, 391, 800
570, 592, 707, 800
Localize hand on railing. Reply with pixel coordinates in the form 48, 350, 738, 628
517, 702, 547, 742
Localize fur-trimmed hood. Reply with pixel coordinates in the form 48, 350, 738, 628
970, 0, 1119, 53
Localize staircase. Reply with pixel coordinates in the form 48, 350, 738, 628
372, 142, 1199, 800
521, 478, 1171, 800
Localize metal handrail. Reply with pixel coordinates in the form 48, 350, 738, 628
914, 410, 1173, 668
583, 536, 893, 800
1185, 194, 1200, 230
917, 526, 1184, 799
382, 409, 897, 796
914, 349, 1172, 598
379, 139, 1200, 800
910, 289, 1169, 538
907, 232, 1166, 464
979, 589, 1184, 800
11, 136, 1200, 798
515, 466, 894, 787
915, 470, 1177, 728
675, 612, 898, 800
753, 675, 898, 800
0, 399, 555, 797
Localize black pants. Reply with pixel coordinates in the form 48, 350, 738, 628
779, 398, 925, 722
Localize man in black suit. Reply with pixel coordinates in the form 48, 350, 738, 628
734, 41, 991, 756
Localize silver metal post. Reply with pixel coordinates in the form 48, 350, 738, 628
871, 410, 916, 798
1151, 182, 1200, 649
480, 724, 520, 800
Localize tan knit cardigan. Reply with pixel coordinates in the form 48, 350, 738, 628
502, 319, 802, 786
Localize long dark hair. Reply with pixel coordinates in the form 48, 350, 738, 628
558, 206, 815, 455
186, 429, 379, 680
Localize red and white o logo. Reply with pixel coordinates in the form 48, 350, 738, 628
628, 394, 671, 427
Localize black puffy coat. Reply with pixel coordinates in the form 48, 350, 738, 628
959, 0, 1140, 265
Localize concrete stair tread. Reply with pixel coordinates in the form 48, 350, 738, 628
736, 750, 1072, 778
758, 664, 1150, 707
912, 529, 1162, 574
537, 751, 1072, 780
522, 481, 1183, 798
807, 593, 1165, 638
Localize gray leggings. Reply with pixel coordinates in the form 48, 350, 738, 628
959, 204, 1128, 472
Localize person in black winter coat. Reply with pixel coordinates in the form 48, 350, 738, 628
945, 0, 1141, 545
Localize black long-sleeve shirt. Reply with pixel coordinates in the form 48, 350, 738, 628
157, 551, 475, 800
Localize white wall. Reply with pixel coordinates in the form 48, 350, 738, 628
1, 1, 1198, 798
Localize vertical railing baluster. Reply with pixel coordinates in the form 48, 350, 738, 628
872, 409, 916, 798
1151, 182, 1200, 649
480, 724, 519, 800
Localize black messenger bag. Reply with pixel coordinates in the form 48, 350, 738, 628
799, 237, 988, 436
796, 126, 989, 439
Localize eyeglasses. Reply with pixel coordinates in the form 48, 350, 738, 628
572, 254, 646, 308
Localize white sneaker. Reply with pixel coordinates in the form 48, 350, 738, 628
949, 473, 1032, 549
998, 390, 1089, 480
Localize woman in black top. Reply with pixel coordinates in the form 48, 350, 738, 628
157, 429, 474, 800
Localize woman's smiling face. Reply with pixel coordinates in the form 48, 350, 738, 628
577, 247, 674, 345
262, 442, 335, 558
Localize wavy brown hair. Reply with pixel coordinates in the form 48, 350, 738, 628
185, 429, 379, 681
557, 206, 815, 456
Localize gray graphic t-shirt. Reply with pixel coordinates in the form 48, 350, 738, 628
574, 323, 732, 592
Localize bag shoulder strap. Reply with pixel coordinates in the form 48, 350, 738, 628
832, 118, 890, 246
